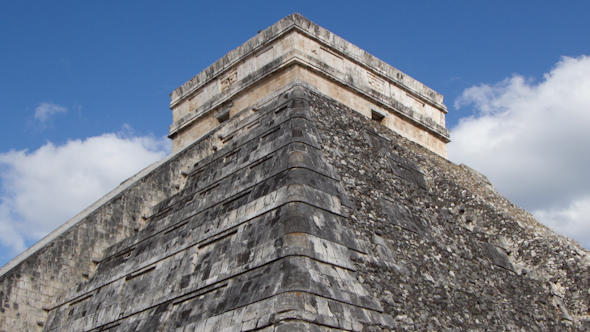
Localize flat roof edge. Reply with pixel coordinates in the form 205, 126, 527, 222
169, 13, 444, 109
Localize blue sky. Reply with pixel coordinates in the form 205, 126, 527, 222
1, 1, 590, 266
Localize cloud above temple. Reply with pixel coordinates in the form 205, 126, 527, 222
449, 55, 590, 248
34, 102, 68, 122
0, 129, 170, 260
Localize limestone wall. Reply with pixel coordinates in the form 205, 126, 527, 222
168, 14, 450, 157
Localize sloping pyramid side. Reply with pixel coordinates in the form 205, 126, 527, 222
43, 86, 393, 331
43, 85, 590, 331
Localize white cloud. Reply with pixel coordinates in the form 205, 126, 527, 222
449, 55, 590, 248
34, 102, 67, 122
533, 196, 590, 249
0, 130, 170, 258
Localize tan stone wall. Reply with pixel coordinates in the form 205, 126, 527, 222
171, 111, 219, 153
291, 66, 449, 157
169, 29, 449, 157
171, 63, 448, 157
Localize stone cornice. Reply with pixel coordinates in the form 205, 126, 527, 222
168, 58, 451, 143
169, 13, 446, 112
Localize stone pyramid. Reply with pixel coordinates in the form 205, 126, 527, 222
2, 14, 590, 332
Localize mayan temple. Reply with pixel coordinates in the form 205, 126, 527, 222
2, 13, 590, 331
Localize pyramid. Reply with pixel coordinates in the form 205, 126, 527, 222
2, 14, 590, 332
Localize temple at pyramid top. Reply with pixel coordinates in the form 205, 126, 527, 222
168, 13, 450, 157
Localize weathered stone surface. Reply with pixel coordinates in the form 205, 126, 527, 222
310, 89, 590, 331
380, 198, 429, 237
0, 148, 199, 332
168, 14, 449, 157
2, 13, 590, 332
41, 86, 392, 332
33, 85, 590, 331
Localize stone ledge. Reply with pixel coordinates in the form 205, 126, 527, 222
170, 13, 444, 108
